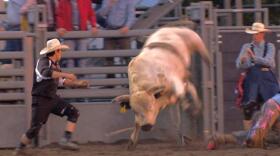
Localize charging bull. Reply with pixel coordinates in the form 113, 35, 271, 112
112, 27, 210, 150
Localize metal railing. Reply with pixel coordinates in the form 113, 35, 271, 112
215, 8, 269, 26
0, 29, 155, 104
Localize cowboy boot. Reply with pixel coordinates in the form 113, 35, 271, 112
246, 100, 280, 148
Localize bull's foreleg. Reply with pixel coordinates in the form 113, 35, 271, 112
169, 104, 187, 146
127, 123, 141, 150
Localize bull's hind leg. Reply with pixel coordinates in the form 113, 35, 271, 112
127, 124, 141, 150
246, 100, 280, 148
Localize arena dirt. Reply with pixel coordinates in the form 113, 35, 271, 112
0, 140, 279, 156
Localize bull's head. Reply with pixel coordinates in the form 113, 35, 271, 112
130, 86, 165, 131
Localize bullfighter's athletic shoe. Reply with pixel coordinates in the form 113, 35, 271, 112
13, 134, 31, 156
12, 145, 26, 156
59, 137, 79, 151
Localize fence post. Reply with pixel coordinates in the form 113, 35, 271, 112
198, 1, 220, 138
223, 0, 232, 26
235, 0, 243, 26
34, 4, 47, 60
254, 0, 262, 22
23, 36, 34, 128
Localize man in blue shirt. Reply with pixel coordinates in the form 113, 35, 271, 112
235, 22, 279, 130
97, 0, 135, 33
1, 0, 35, 65
96, 0, 136, 82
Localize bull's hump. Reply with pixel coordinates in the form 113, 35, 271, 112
145, 33, 180, 46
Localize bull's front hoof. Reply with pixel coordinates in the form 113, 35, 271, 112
127, 140, 136, 151
176, 136, 186, 146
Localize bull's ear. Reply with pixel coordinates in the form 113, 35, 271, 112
112, 94, 131, 110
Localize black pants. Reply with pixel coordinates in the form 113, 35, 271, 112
25, 95, 79, 139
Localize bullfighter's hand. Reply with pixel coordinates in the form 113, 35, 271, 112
66, 73, 77, 81
91, 27, 98, 35
63, 79, 89, 88
57, 28, 67, 36
119, 26, 129, 34
73, 80, 90, 88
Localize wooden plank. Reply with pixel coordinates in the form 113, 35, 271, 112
58, 88, 129, 98
0, 81, 25, 89
47, 29, 155, 38
62, 49, 140, 58
132, 0, 183, 29
0, 31, 33, 39
62, 66, 128, 74
0, 93, 25, 100
0, 79, 128, 88
88, 78, 128, 86
0, 52, 24, 59
71, 102, 111, 105
0, 69, 24, 76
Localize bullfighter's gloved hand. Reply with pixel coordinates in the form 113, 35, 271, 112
64, 79, 90, 88
73, 80, 90, 88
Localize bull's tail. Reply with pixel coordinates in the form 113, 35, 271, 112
177, 28, 211, 65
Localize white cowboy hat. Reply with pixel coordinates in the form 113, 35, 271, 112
245, 22, 270, 34
40, 38, 69, 55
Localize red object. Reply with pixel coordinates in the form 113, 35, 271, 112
56, 0, 97, 31
207, 141, 216, 150
235, 72, 247, 108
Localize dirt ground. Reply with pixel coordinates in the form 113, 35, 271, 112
1, 140, 280, 156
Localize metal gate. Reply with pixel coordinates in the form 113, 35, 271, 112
188, 1, 280, 135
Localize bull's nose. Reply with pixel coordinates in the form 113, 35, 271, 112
141, 124, 153, 131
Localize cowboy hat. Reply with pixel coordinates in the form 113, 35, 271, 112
40, 38, 69, 55
245, 22, 270, 34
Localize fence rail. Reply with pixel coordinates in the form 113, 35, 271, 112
0, 29, 154, 105
0, 28, 154, 147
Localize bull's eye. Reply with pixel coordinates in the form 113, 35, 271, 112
154, 92, 161, 99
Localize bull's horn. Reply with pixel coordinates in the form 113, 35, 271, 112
112, 94, 131, 110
